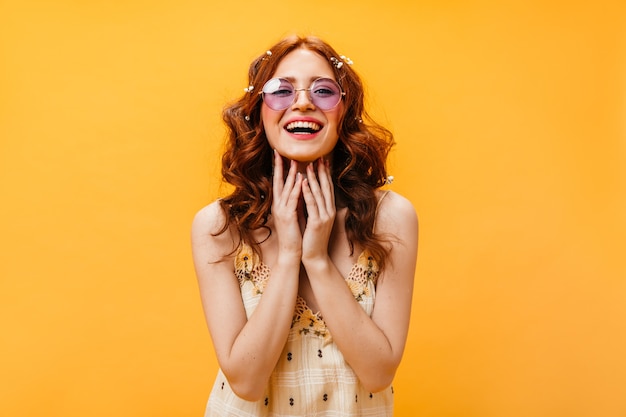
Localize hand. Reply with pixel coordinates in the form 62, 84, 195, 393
301, 158, 336, 263
271, 150, 304, 256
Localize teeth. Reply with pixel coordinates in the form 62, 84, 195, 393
285, 121, 322, 131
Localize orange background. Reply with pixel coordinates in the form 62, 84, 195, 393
1, 1, 625, 416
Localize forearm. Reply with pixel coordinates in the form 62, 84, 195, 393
304, 259, 402, 392
220, 258, 299, 400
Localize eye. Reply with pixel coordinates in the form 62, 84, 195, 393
312, 79, 340, 97
313, 87, 335, 97
271, 88, 293, 97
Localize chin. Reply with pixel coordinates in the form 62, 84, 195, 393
282, 152, 326, 163
277, 144, 335, 163
290, 155, 322, 163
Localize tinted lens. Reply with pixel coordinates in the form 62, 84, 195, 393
262, 78, 295, 110
310, 78, 342, 110
262, 78, 343, 110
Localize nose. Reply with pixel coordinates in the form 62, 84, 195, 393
291, 88, 315, 111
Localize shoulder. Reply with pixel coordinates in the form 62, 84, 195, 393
191, 200, 228, 236
374, 190, 419, 238
191, 200, 238, 261
375, 190, 418, 224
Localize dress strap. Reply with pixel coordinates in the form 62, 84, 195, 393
373, 190, 390, 232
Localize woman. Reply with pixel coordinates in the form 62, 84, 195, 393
192, 35, 418, 416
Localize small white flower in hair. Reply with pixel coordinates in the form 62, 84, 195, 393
330, 55, 353, 69
260, 50, 272, 62
244, 85, 254, 93
330, 57, 343, 69
340, 55, 353, 65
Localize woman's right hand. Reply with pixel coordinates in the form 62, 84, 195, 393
271, 150, 304, 257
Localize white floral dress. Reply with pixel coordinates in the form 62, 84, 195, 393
204, 243, 394, 417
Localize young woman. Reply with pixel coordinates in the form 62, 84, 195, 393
192, 35, 419, 416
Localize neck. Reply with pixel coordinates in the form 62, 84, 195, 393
280, 156, 333, 176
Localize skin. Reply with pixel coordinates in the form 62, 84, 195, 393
261, 48, 343, 167
191, 46, 419, 401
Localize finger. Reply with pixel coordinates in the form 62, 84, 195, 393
280, 159, 298, 204
318, 158, 335, 214
297, 197, 307, 234
286, 172, 303, 211
286, 159, 299, 188
316, 158, 331, 197
315, 158, 334, 214
272, 150, 284, 197
306, 163, 326, 210
301, 177, 319, 219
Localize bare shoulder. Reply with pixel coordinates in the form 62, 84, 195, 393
192, 200, 228, 236
191, 200, 238, 263
375, 190, 419, 236
374, 191, 418, 290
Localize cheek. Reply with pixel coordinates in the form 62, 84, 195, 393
327, 106, 344, 135
262, 104, 282, 122
260, 105, 271, 128
260, 103, 271, 122
261, 105, 281, 139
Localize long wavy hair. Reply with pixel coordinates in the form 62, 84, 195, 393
217, 35, 395, 269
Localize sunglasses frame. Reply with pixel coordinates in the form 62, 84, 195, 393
260, 77, 345, 111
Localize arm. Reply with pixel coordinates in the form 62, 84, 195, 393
301, 162, 419, 392
192, 156, 304, 401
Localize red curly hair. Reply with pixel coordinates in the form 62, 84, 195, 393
217, 35, 395, 268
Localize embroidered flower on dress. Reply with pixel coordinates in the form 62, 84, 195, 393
345, 250, 380, 301
347, 280, 371, 301
292, 297, 329, 340
234, 243, 267, 294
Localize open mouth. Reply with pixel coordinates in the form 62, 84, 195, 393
285, 121, 322, 135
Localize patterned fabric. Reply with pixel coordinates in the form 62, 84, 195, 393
204, 243, 394, 417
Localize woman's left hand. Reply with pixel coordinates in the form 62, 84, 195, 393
301, 158, 336, 264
